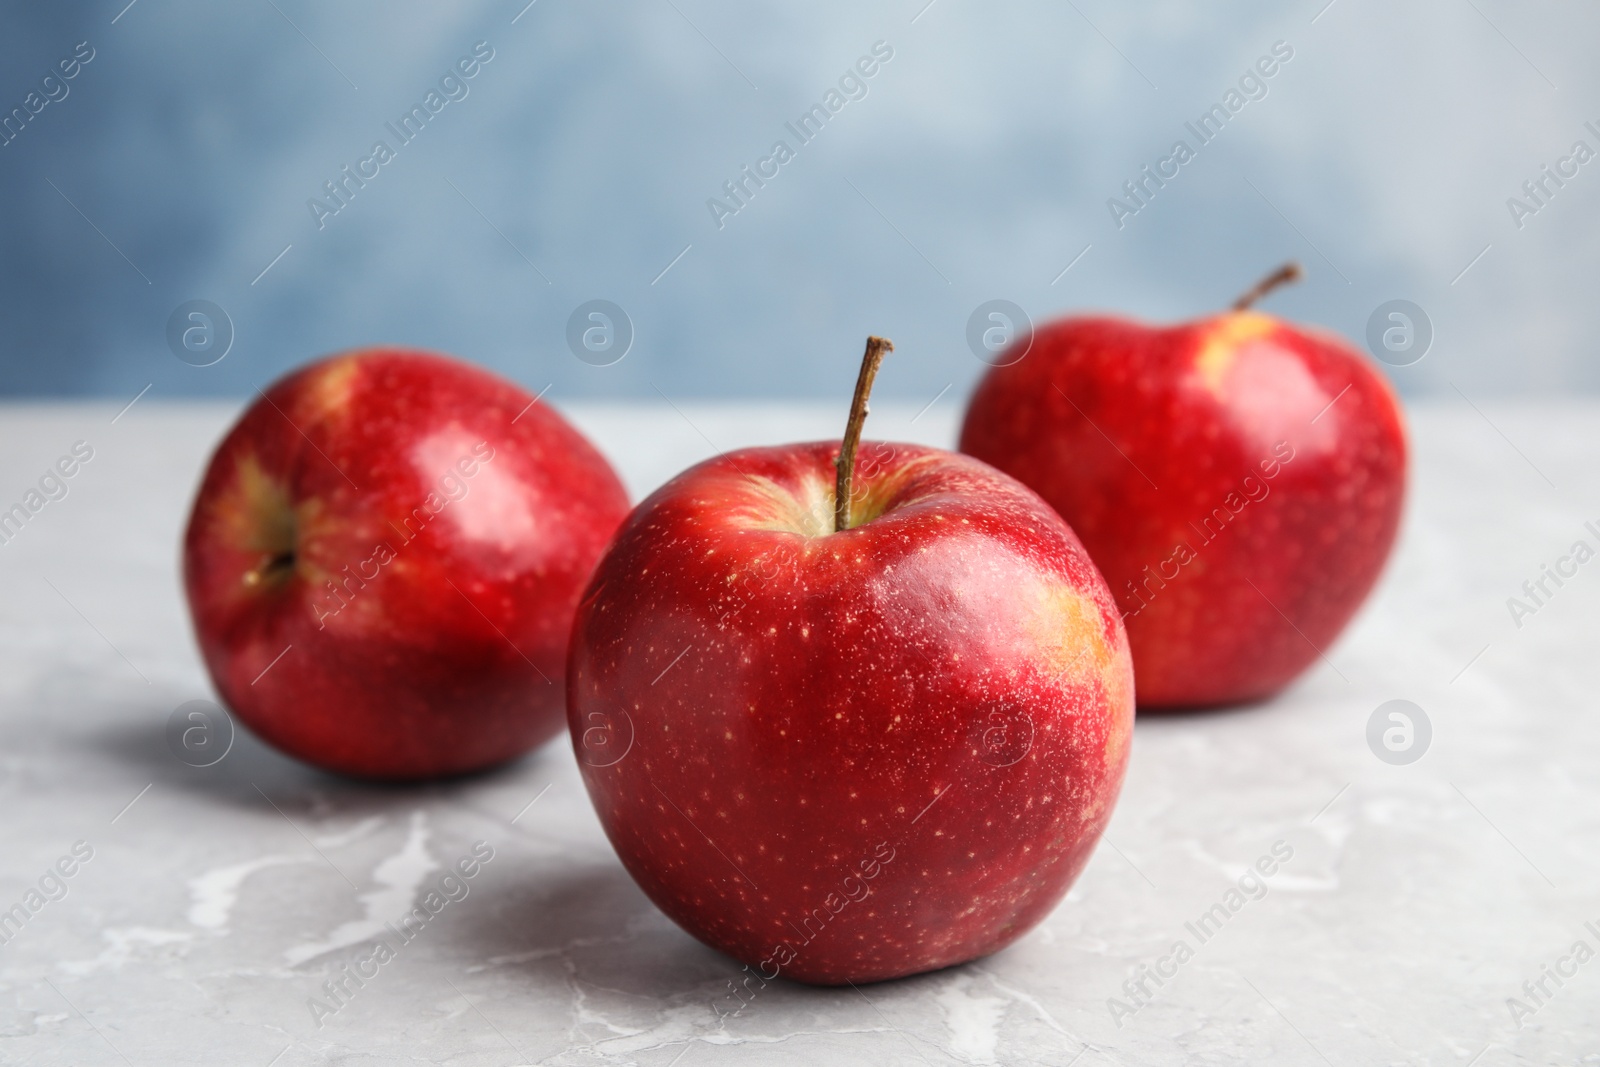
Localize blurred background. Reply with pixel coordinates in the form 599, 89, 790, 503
0, 0, 1593, 402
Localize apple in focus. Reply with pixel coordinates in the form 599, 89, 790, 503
184, 348, 629, 778
960, 265, 1407, 707
568, 338, 1134, 985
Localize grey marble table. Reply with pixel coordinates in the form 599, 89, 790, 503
0, 398, 1595, 1066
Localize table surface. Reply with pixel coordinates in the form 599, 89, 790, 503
0, 398, 1595, 1067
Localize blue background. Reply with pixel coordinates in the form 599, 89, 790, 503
0, 0, 1593, 401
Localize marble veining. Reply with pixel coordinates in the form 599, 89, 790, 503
0, 401, 1595, 1065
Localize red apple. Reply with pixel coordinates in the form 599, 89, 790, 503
960, 265, 1407, 707
568, 338, 1134, 985
184, 348, 629, 779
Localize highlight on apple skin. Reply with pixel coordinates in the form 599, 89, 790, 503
960, 282, 1407, 708
183, 348, 630, 779
566, 436, 1134, 985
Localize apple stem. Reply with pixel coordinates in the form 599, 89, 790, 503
834, 336, 894, 532
1232, 262, 1304, 311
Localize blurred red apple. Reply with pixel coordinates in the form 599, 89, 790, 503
184, 348, 629, 779
568, 338, 1134, 985
961, 265, 1407, 707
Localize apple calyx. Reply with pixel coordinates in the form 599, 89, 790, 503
248, 542, 297, 589
1231, 261, 1303, 311
833, 335, 894, 532
231, 458, 300, 592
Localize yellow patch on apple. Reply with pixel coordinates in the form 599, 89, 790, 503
1193, 310, 1277, 394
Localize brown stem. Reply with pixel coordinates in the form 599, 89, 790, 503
834, 336, 894, 532
1232, 261, 1303, 311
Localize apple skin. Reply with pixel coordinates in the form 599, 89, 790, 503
183, 348, 629, 779
567, 441, 1134, 985
960, 310, 1407, 708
